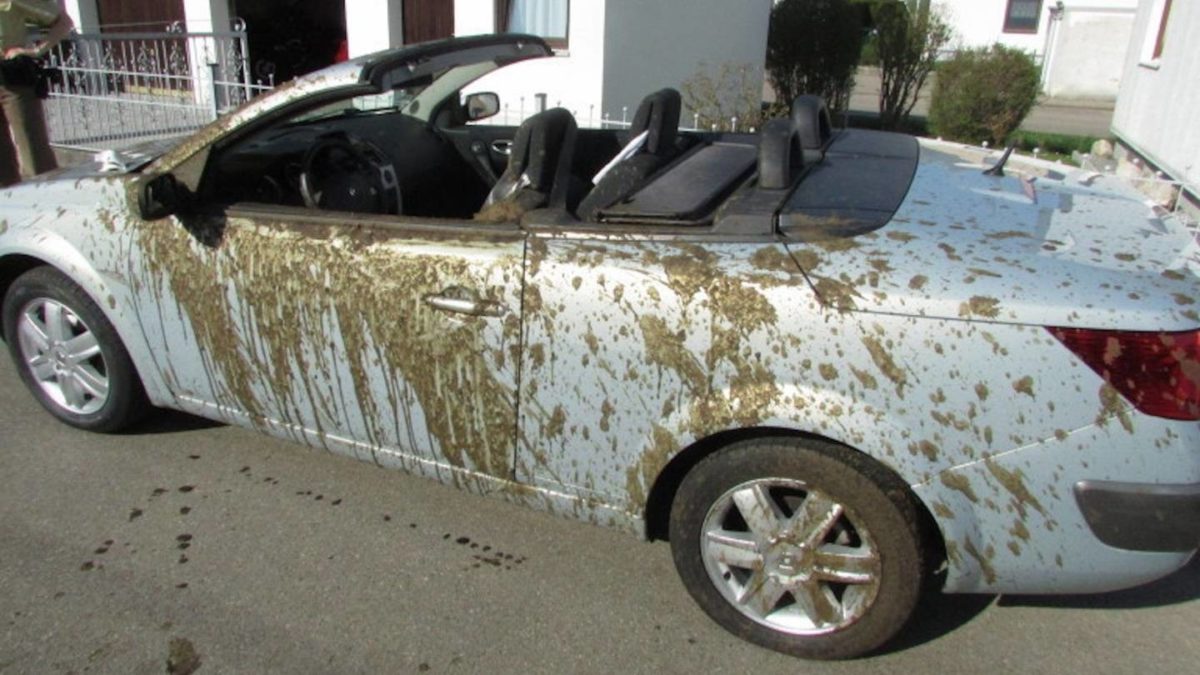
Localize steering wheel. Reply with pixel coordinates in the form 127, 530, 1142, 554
298, 134, 402, 214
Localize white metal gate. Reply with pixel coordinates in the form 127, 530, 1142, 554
42, 22, 274, 150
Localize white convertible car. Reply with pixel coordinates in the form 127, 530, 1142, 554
1, 36, 1197, 658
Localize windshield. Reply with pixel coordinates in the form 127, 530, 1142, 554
284, 61, 501, 127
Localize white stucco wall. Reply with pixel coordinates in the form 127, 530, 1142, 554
462, 0, 770, 127
181, 0, 231, 32
936, 0, 1135, 55
461, 0, 608, 126
1112, 0, 1200, 196
602, 0, 772, 123
346, 0, 404, 58
61, 0, 100, 33
1040, 6, 1134, 99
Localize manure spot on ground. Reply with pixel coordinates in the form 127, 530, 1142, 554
166, 637, 201, 675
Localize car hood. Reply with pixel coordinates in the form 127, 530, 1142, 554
784, 138, 1200, 331
18, 138, 186, 184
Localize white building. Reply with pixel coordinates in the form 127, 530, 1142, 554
1111, 0, 1198, 207
61, 0, 772, 129
458, 0, 772, 127
935, 0, 1138, 99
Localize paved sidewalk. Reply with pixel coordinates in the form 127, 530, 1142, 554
848, 67, 1114, 138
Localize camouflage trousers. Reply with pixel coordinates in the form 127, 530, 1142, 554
0, 84, 56, 186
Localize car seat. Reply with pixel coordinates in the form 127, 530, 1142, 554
576, 88, 682, 222
476, 107, 577, 223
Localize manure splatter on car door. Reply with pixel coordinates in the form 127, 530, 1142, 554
127, 209, 525, 481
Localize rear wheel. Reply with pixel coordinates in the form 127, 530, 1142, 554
2, 267, 148, 432
669, 437, 925, 659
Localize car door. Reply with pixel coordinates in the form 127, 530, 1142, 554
516, 232, 809, 513
126, 203, 526, 479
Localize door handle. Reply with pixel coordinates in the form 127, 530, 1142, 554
424, 294, 507, 318
491, 139, 513, 156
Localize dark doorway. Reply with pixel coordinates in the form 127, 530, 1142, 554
97, 0, 185, 31
232, 0, 347, 84
403, 0, 455, 45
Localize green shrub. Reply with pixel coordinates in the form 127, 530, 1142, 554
767, 0, 865, 114
874, 1, 952, 131
928, 45, 1040, 146
1008, 130, 1099, 156
860, 33, 880, 67
682, 62, 775, 132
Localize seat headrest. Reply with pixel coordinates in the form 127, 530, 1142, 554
790, 95, 833, 150
509, 107, 577, 192
629, 88, 681, 156
758, 118, 803, 190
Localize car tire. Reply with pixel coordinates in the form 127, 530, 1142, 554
669, 437, 925, 660
2, 267, 149, 432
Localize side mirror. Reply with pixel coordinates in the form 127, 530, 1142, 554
138, 173, 187, 220
464, 92, 500, 122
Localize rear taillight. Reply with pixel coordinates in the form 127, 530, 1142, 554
1048, 327, 1200, 421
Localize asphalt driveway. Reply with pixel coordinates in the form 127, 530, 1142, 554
1, 354, 1197, 673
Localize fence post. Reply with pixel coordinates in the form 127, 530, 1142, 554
209, 62, 221, 120
232, 18, 253, 101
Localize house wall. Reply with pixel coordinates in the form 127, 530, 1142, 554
602, 0, 772, 125
461, 0, 770, 127
458, 0, 608, 126
933, 1, 1135, 100
936, 0, 1134, 54
1112, 0, 1200, 199
1040, 5, 1135, 99
61, 1, 101, 32
346, 0, 403, 58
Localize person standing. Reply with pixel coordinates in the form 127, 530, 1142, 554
1, 1, 73, 186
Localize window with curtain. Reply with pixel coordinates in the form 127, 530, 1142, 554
1149, 0, 1173, 61
1003, 0, 1043, 33
495, 0, 569, 48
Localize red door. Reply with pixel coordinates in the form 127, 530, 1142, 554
403, 0, 455, 44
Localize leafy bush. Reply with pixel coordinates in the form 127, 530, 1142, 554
860, 33, 880, 67
928, 45, 1041, 146
681, 62, 776, 132
766, 0, 864, 114
873, 1, 951, 130
1008, 130, 1100, 156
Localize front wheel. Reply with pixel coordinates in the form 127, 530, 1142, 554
669, 438, 926, 659
2, 267, 148, 432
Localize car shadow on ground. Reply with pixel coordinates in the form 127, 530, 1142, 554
877, 555, 1199, 656
997, 555, 1200, 610
126, 408, 225, 435
876, 589, 997, 656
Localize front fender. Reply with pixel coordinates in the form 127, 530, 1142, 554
0, 180, 174, 408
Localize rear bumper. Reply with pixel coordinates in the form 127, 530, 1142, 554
1075, 481, 1200, 552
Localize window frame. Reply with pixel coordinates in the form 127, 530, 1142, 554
495, 0, 570, 50
1139, 0, 1173, 67
1002, 0, 1044, 34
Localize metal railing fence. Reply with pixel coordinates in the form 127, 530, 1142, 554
42, 24, 273, 150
